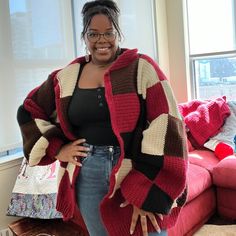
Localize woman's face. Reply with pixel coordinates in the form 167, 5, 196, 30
85, 14, 119, 65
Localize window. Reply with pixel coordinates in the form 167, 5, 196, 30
0, 0, 157, 156
186, 0, 236, 100
0, 0, 75, 154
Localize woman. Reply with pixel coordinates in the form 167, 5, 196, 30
17, 0, 188, 235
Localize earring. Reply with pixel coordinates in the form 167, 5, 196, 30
85, 46, 90, 62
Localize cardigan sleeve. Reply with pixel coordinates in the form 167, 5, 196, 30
120, 55, 188, 215
17, 71, 66, 166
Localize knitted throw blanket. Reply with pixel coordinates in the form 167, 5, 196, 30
178, 96, 230, 146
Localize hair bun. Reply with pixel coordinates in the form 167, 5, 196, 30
82, 0, 120, 16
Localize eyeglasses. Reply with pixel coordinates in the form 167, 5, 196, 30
86, 31, 117, 43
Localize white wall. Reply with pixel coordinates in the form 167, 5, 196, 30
155, 0, 170, 79
166, 0, 190, 103
156, 0, 190, 103
0, 157, 22, 229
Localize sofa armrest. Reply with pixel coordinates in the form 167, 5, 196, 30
212, 155, 236, 189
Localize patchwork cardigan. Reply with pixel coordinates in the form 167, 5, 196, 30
17, 48, 188, 236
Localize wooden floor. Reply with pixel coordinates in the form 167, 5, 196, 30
8, 218, 86, 236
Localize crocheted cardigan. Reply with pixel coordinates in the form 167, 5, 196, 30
17, 48, 188, 236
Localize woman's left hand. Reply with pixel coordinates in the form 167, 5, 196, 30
120, 201, 163, 236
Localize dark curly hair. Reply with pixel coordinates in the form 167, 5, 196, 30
81, 0, 122, 40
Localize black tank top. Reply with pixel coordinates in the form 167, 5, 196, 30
68, 70, 118, 146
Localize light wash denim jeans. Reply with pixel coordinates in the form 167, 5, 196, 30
75, 144, 167, 236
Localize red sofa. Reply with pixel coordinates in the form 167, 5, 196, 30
168, 144, 236, 236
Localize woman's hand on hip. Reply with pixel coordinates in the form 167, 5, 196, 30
120, 201, 163, 236
55, 138, 89, 166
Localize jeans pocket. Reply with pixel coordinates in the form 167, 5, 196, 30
80, 151, 92, 164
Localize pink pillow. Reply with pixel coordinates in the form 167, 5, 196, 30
214, 142, 234, 160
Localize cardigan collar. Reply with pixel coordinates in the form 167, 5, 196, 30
55, 48, 139, 140
72, 48, 139, 71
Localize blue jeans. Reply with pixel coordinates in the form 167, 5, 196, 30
75, 144, 167, 236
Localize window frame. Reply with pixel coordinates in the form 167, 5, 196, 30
189, 50, 236, 99
186, 0, 236, 100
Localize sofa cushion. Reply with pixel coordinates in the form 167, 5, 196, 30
213, 155, 236, 189
188, 150, 219, 172
187, 164, 212, 203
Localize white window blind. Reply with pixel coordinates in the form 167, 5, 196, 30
0, 0, 75, 153
187, 0, 235, 55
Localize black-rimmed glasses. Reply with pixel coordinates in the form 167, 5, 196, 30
86, 31, 117, 43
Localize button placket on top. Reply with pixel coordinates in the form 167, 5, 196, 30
97, 88, 103, 107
